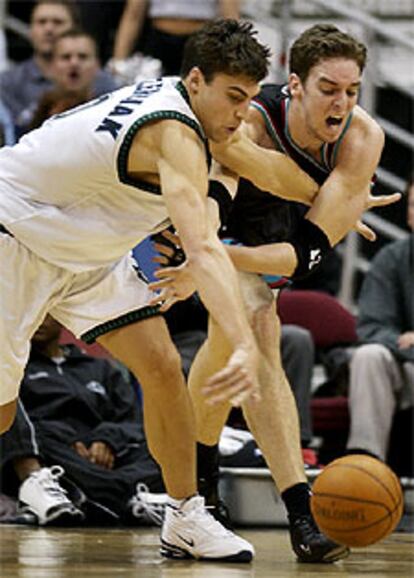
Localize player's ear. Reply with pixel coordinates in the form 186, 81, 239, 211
288, 73, 302, 97
187, 67, 204, 94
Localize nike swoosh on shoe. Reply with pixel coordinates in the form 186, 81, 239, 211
177, 534, 195, 547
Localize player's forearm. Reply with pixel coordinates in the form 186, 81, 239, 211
225, 243, 297, 277
186, 240, 256, 350
211, 139, 318, 205
305, 179, 369, 247
253, 150, 318, 206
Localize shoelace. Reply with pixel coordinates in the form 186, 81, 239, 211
130, 483, 166, 525
184, 499, 233, 538
37, 466, 69, 500
293, 515, 325, 543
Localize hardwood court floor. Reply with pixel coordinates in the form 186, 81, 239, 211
0, 525, 413, 578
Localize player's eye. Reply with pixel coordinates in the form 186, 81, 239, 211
320, 88, 334, 96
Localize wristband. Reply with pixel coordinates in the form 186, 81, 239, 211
290, 219, 331, 280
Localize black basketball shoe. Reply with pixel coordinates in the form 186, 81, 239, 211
198, 475, 233, 530
289, 514, 350, 563
197, 442, 233, 530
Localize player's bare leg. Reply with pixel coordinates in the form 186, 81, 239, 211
99, 316, 254, 562
98, 316, 197, 499
190, 272, 348, 562
189, 333, 233, 446
238, 274, 307, 490
190, 273, 306, 490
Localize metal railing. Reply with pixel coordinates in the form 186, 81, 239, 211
4, 14, 30, 41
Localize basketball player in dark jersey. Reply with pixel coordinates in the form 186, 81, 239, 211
150, 24, 400, 563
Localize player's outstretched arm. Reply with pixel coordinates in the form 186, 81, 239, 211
210, 119, 319, 206
304, 108, 386, 247
153, 120, 260, 405
221, 108, 399, 279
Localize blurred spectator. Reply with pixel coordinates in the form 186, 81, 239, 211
30, 28, 100, 129
110, 0, 240, 78
281, 325, 315, 458
0, 0, 116, 134
0, 315, 164, 526
346, 178, 414, 461
0, 99, 15, 146
0, 0, 7, 72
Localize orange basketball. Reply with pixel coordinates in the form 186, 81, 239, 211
310, 454, 404, 547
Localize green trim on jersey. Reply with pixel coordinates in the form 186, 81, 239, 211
330, 112, 353, 168
117, 110, 206, 193
176, 80, 191, 106
81, 305, 162, 343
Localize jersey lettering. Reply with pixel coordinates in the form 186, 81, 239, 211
95, 79, 163, 140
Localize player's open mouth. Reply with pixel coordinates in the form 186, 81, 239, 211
326, 116, 343, 127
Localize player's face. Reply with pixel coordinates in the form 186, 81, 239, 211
407, 184, 414, 232
290, 57, 361, 144
52, 37, 99, 93
30, 3, 73, 58
187, 70, 260, 143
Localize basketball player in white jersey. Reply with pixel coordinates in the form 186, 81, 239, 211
148, 24, 400, 563
0, 19, 332, 562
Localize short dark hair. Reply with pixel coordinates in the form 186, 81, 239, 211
289, 24, 367, 82
181, 19, 271, 83
32, 0, 81, 26
54, 28, 98, 57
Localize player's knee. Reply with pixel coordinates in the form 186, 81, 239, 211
134, 345, 184, 392
239, 274, 274, 317
0, 398, 17, 434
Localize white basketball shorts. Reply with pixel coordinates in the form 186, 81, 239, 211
0, 230, 159, 405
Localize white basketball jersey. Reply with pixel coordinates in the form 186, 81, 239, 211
0, 77, 206, 272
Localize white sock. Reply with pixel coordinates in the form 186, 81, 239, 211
167, 494, 198, 509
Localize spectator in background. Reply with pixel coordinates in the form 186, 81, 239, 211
0, 99, 15, 146
346, 178, 414, 461
30, 28, 100, 129
281, 325, 316, 463
0, 0, 7, 72
111, 0, 240, 77
0, 315, 164, 526
0, 0, 116, 135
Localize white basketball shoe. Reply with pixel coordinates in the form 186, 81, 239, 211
161, 495, 254, 562
18, 466, 84, 526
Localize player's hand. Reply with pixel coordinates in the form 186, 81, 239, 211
151, 228, 185, 267
88, 441, 115, 470
354, 191, 401, 242
149, 263, 196, 311
354, 219, 376, 241
202, 343, 261, 407
365, 191, 401, 211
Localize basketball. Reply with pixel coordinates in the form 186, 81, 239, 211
311, 455, 404, 547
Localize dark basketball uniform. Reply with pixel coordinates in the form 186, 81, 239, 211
220, 84, 353, 288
